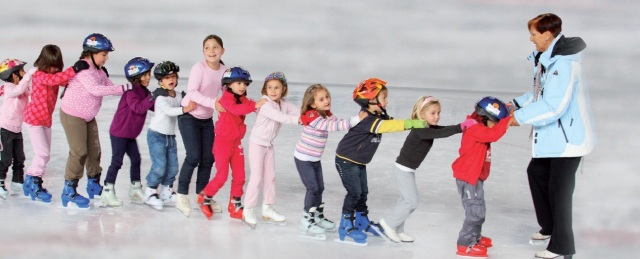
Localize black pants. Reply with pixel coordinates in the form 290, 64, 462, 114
104, 135, 141, 184
177, 113, 214, 195
335, 156, 368, 214
0, 128, 25, 183
527, 157, 581, 255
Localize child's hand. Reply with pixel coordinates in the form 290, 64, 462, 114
183, 101, 196, 113
404, 119, 426, 129
255, 98, 267, 109
460, 118, 478, 131
215, 100, 226, 112
358, 110, 368, 120
506, 102, 516, 116
508, 116, 519, 127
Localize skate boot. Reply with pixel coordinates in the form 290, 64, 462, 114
197, 192, 215, 219
335, 213, 367, 246
456, 244, 488, 258
477, 236, 492, 248
61, 179, 90, 209
86, 173, 102, 199
144, 187, 163, 210
129, 181, 145, 204
534, 250, 570, 259
398, 232, 415, 243
243, 208, 258, 229
23, 175, 33, 197
159, 185, 177, 205
176, 193, 192, 217
530, 231, 551, 245
262, 204, 286, 224
28, 176, 52, 203
299, 207, 326, 240
0, 180, 8, 199
315, 202, 336, 232
378, 218, 401, 243
228, 196, 244, 220
11, 181, 23, 196
354, 210, 384, 237
100, 183, 123, 207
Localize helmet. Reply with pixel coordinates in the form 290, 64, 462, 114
264, 71, 287, 84
353, 78, 386, 107
154, 61, 180, 80
124, 57, 154, 80
83, 33, 115, 52
222, 66, 252, 86
0, 58, 27, 81
475, 96, 509, 122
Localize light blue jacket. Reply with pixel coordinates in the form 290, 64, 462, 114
513, 33, 597, 158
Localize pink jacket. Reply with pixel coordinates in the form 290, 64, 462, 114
181, 61, 226, 120
60, 66, 124, 122
0, 70, 33, 133
249, 96, 299, 147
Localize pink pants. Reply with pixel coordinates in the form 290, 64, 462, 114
203, 136, 245, 198
244, 142, 277, 209
25, 124, 52, 177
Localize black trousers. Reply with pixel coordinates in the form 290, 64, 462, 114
0, 128, 25, 182
527, 157, 582, 255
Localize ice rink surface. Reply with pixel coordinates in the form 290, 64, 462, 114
1, 1, 638, 258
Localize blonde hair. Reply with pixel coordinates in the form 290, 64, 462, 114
410, 95, 441, 121
300, 84, 330, 117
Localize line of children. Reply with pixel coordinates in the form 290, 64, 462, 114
242, 72, 299, 228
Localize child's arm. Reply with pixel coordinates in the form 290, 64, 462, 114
76, 70, 125, 97
369, 119, 425, 134
414, 124, 462, 140
302, 110, 356, 132
156, 96, 187, 117
464, 118, 510, 143
184, 64, 216, 108
3, 68, 35, 97
124, 90, 155, 115
257, 99, 298, 124
219, 96, 256, 116
33, 67, 76, 87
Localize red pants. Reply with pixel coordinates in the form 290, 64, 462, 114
203, 136, 246, 198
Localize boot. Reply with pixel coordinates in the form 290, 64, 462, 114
23, 175, 33, 197
100, 183, 123, 207
176, 193, 192, 217
86, 173, 102, 199
0, 180, 8, 199
129, 181, 145, 204
243, 208, 257, 229
197, 192, 215, 219
534, 250, 565, 259
61, 179, 90, 209
159, 185, 177, 205
11, 181, 23, 195
337, 212, 367, 245
378, 218, 401, 243
299, 207, 326, 240
354, 210, 383, 236
398, 232, 415, 243
228, 196, 243, 219
29, 176, 52, 203
262, 204, 286, 223
144, 187, 163, 210
456, 244, 488, 258
477, 236, 492, 248
315, 202, 336, 231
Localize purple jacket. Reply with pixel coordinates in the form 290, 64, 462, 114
109, 83, 154, 139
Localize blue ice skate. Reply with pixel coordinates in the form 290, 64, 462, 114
335, 213, 367, 246
27, 176, 52, 203
86, 173, 102, 199
23, 175, 33, 196
354, 211, 384, 237
61, 180, 90, 209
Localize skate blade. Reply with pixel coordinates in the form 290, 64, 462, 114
368, 225, 392, 242
146, 204, 163, 211
96, 200, 123, 208
60, 202, 91, 210
334, 238, 368, 246
532, 256, 571, 259
264, 219, 287, 226
176, 207, 191, 217
529, 239, 550, 246
243, 220, 257, 230
456, 253, 488, 258
299, 233, 327, 241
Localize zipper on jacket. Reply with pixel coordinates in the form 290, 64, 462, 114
558, 119, 569, 143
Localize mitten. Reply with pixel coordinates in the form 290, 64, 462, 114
72, 60, 90, 73
150, 88, 170, 101
404, 119, 426, 129
460, 118, 478, 131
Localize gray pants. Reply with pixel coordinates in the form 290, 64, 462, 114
456, 179, 486, 246
384, 166, 419, 234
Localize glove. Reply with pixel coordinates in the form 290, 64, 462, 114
101, 66, 110, 77
181, 91, 186, 98
460, 118, 478, 131
72, 60, 90, 73
404, 119, 426, 129
150, 88, 170, 101
120, 83, 132, 92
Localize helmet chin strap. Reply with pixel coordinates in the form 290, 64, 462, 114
90, 52, 100, 69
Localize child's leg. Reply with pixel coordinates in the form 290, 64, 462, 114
162, 135, 179, 187
295, 158, 321, 212
25, 125, 52, 177
146, 130, 167, 189
335, 157, 364, 214
245, 142, 266, 209
125, 139, 141, 183
195, 119, 214, 194
0, 128, 14, 180
355, 166, 369, 212
312, 161, 325, 208
84, 118, 103, 179
176, 115, 201, 195
384, 166, 419, 231
261, 145, 277, 206
456, 179, 486, 246
229, 141, 246, 198
202, 137, 233, 197
103, 135, 128, 185
60, 110, 89, 181
11, 132, 25, 183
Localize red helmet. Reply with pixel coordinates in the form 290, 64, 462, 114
353, 78, 386, 107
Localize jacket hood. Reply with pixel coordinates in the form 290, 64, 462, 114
529, 33, 587, 67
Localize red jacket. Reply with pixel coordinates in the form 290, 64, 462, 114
452, 114, 509, 185
23, 68, 76, 127
214, 90, 256, 141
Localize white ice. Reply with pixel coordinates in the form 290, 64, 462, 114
0, 1, 638, 258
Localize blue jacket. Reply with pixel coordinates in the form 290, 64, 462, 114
513, 33, 596, 158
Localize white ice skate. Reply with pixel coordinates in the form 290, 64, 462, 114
159, 185, 176, 206
0, 180, 8, 199
262, 204, 286, 225
129, 181, 145, 204
533, 249, 572, 259
144, 187, 163, 210
315, 203, 336, 232
10, 182, 23, 196
176, 193, 192, 217
100, 183, 123, 208
243, 208, 258, 229
530, 231, 551, 245
378, 218, 401, 243
299, 208, 326, 240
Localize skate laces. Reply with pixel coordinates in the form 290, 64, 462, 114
33, 177, 50, 195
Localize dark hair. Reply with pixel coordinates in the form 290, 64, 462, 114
203, 34, 225, 65
34, 44, 64, 73
528, 13, 562, 37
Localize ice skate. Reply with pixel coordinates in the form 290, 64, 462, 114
534, 250, 572, 259
129, 181, 145, 204
23, 175, 33, 197
262, 204, 286, 225
197, 192, 215, 219
27, 176, 52, 203
228, 196, 244, 220
530, 231, 551, 245
315, 203, 336, 232
10, 181, 23, 196
159, 185, 177, 205
335, 213, 367, 246
0, 180, 8, 199
176, 193, 192, 217
378, 218, 401, 243
61, 179, 90, 209
299, 207, 326, 240
456, 244, 488, 258
100, 183, 123, 207
144, 187, 163, 210
477, 236, 492, 247
243, 208, 258, 229
398, 232, 415, 243
354, 211, 386, 239
86, 173, 102, 199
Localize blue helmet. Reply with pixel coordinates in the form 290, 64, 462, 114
83, 33, 115, 52
475, 96, 509, 122
124, 57, 154, 80
222, 66, 252, 86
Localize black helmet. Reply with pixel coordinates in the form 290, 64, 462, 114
153, 61, 180, 80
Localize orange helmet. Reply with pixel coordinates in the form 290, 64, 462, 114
353, 77, 386, 107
